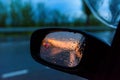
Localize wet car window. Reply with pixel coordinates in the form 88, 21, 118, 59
85, 0, 120, 28
0, 0, 116, 80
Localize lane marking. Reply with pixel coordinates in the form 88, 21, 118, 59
1, 69, 28, 79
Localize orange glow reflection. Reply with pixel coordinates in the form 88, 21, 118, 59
46, 38, 78, 50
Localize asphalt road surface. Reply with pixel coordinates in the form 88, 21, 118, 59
0, 41, 87, 80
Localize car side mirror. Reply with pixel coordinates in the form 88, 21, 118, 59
30, 28, 110, 79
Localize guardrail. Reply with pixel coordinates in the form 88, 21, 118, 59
0, 27, 115, 44
0, 27, 114, 33
0, 27, 39, 33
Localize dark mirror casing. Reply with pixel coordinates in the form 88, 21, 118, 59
30, 28, 110, 79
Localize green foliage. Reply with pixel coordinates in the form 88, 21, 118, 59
82, 0, 91, 26
36, 3, 47, 26
20, 2, 35, 26
89, 15, 106, 26
0, 12, 7, 27
10, 0, 22, 26
50, 10, 70, 26
0, 1, 7, 27
10, 0, 35, 27
72, 18, 84, 26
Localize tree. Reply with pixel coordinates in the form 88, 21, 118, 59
0, 1, 7, 27
82, 0, 91, 26
37, 3, 48, 26
10, 0, 35, 27
10, 0, 23, 26
51, 10, 69, 26
21, 1, 35, 26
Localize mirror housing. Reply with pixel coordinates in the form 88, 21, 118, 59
30, 28, 110, 79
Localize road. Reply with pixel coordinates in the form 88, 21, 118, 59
0, 41, 87, 80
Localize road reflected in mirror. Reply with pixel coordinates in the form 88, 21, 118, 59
40, 31, 85, 68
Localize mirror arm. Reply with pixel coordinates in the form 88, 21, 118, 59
103, 21, 120, 79
111, 21, 120, 52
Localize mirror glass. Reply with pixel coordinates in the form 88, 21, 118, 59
40, 31, 85, 68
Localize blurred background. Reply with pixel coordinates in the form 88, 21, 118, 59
0, 0, 109, 27
0, 0, 115, 80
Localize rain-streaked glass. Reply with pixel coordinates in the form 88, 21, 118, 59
85, 0, 120, 28
40, 31, 85, 67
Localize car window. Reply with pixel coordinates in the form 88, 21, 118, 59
85, 0, 120, 28
0, 0, 116, 80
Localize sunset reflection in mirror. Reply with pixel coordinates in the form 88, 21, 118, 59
40, 31, 85, 67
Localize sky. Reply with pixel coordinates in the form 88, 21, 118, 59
1, 0, 85, 19
32, 0, 84, 18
